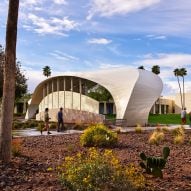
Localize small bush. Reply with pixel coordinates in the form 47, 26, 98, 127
174, 135, 184, 144
148, 131, 164, 145
50, 122, 57, 129
80, 124, 118, 147
73, 122, 86, 130
12, 138, 22, 157
162, 126, 169, 132
172, 126, 185, 137
135, 124, 143, 133
58, 148, 145, 191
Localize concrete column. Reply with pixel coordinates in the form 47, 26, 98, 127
79, 78, 82, 110
71, 77, 73, 109
113, 103, 116, 114
104, 101, 107, 114
64, 77, 66, 108
153, 103, 156, 114
43, 85, 45, 111
57, 78, 60, 108
164, 105, 167, 114
52, 80, 54, 109
159, 103, 161, 114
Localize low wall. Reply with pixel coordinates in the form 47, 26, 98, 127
36, 108, 105, 124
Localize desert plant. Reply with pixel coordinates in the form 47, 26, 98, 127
49, 122, 57, 129
135, 124, 143, 133
80, 124, 118, 147
148, 131, 164, 145
140, 147, 170, 178
58, 148, 145, 191
172, 126, 185, 137
174, 135, 184, 144
162, 126, 169, 132
12, 138, 22, 157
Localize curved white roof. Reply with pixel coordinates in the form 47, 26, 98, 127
28, 68, 163, 126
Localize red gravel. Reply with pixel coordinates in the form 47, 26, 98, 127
1, 130, 191, 191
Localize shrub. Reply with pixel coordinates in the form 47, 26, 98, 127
135, 124, 143, 133
73, 122, 86, 130
36, 122, 44, 132
148, 131, 164, 145
12, 138, 22, 157
172, 126, 185, 137
58, 148, 145, 191
174, 135, 184, 144
50, 122, 57, 129
162, 126, 169, 132
80, 124, 118, 147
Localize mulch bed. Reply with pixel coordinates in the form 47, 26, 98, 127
1, 130, 191, 191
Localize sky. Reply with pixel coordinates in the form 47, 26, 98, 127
0, 0, 191, 95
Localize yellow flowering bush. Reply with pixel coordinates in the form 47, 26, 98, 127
80, 124, 118, 147
57, 148, 145, 191
148, 131, 164, 145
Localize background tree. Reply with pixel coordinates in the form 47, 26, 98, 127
174, 68, 183, 109
138, 66, 145, 70
43, 66, 51, 78
152, 65, 160, 75
0, 51, 27, 100
0, 0, 19, 162
180, 68, 187, 108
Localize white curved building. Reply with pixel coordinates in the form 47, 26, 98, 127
26, 68, 163, 126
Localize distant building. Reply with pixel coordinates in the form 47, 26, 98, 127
26, 68, 163, 126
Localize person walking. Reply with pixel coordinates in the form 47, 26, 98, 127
57, 107, 64, 132
181, 108, 187, 125
42, 108, 51, 135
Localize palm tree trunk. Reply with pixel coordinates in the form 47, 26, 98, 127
183, 76, 185, 108
0, 0, 19, 162
177, 76, 183, 109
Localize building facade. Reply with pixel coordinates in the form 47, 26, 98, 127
26, 68, 163, 126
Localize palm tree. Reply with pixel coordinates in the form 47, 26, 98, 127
174, 68, 183, 109
43, 66, 51, 78
0, 0, 19, 162
180, 68, 187, 108
152, 65, 160, 75
138, 66, 145, 70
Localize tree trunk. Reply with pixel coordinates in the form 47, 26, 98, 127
177, 76, 183, 110
0, 0, 19, 162
183, 76, 185, 108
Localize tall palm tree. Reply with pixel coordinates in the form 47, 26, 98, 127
174, 68, 183, 109
43, 66, 51, 78
138, 66, 145, 70
0, 0, 19, 162
180, 68, 187, 108
152, 65, 160, 75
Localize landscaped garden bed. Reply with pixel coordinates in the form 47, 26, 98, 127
0, 129, 191, 191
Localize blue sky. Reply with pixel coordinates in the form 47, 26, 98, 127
1, 0, 191, 95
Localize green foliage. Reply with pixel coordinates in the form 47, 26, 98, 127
87, 85, 112, 101
140, 147, 170, 178
49, 122, 57, 129
151, 65, 160, 75
80, 124, 118, 147
148, 114, 190, 125
0, 46, 28, 99
58, 148, 145, 191
43, 65, 51, 78
13, 120, 39, 130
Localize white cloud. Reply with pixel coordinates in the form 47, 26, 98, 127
146, 34, 166, 40
87, 0, 161, 20
88, 38, 112, 45
49, 50, 79, 61
99, 63, 125, 69
27, 14, 78, 35
137, 53, 191, 68
53, 0, 67, 5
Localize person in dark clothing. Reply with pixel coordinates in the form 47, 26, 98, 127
57, 107, 64, 132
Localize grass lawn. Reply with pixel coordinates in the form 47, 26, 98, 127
148, 114, 190, 125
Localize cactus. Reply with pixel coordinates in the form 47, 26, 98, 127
139, 147, 170, 178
